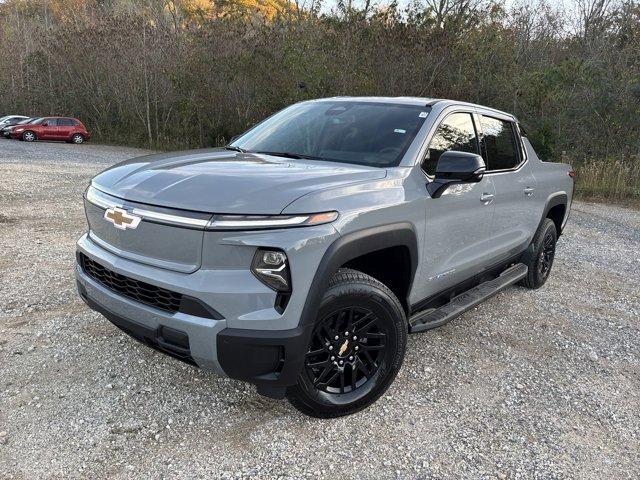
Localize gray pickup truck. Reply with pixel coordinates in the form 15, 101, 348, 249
76, 97, 574, 417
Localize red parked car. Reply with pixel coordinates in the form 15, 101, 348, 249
11, 116, 91, 144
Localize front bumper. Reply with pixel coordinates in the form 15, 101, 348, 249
76, 221, 338, 394
76, 239, 227, 374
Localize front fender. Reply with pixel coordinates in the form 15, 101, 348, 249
300, 222, 419, 330
217, 223, 419, 396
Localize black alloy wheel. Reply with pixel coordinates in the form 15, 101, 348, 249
305, 306, 386, 395
287, 269, 407, 418
537, 231, 556, 280
519, 218, 558, 289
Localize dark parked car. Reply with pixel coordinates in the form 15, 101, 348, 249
11, 116, 91, 144
1, 117, 37, 138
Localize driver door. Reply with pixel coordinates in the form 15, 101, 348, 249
418, 111, 497, 300
39, 118, 58, 140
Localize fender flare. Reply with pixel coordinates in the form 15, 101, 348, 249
538, 192, 568, 235
299, 222, 419, 329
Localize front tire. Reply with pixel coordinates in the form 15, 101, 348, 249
22, 131, 36, 142
519, 218, 557, 289
287, 269, 407, 418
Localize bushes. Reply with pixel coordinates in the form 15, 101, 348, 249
0, 0, 638, 199
575, 157, 640, 200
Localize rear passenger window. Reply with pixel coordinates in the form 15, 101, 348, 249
481, 116, 519, 170
59, 118, 75, 126
422, 112, 479, 175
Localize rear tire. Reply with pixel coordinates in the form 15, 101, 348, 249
519, 218, 557, 289
22, 131, 36, 142
287, 268, 407, 418
71, 133, 85, 144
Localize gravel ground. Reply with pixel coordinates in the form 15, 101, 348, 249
0, 139, 639, 479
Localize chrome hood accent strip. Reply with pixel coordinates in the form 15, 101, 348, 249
86, 185, 212, 229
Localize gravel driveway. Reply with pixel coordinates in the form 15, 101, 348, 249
1, 140, 638, 479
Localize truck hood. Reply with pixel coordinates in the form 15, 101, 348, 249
92, 148, 387, 214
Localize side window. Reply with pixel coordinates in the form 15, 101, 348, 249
59, 118, 74, 126
44, 118, 57, 126
480, 116, 519, 170
422, 112, 479, 176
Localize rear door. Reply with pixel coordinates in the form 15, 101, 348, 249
418, 111, 497, 299
478, 114, 537, 260
57, 118, 75, 140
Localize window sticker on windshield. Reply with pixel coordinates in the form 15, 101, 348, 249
394, 128, 406, 134
419, 111, 428, 118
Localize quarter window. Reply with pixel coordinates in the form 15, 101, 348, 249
480, 116, 519, 170
422, 112, 479, 176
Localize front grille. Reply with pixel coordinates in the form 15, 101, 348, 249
79, 253, 182, 314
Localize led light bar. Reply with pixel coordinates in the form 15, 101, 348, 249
206, 211, 338, 230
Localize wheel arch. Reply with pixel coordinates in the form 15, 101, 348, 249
300, 222, 419, 327
539, 192, 568, 236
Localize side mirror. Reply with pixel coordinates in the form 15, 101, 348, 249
427, 151, 486, 198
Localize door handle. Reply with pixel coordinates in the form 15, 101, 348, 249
480, 193, 494, 203
523, 186, 535, 196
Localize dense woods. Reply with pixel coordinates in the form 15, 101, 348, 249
0, 0, 638, 199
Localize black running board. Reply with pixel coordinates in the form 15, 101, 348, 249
409, 263, 528, 333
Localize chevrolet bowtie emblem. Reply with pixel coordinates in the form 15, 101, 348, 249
338, 340, 349, 356
104, 207, 141, 230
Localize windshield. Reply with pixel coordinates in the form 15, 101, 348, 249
29, 117, 45, 125
17, 118, 34, 125
231, 101, 430, 167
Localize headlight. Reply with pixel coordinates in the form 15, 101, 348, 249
206, 211, 338, 230
14, 128, 24, 133
251, 248, 291, 292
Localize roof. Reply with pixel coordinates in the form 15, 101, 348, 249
310, 96, 516, 120
313, 96, 440, 106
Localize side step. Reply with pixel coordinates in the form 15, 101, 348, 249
409, 263, 528, 334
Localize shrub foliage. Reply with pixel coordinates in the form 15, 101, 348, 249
0, 0, 638, 198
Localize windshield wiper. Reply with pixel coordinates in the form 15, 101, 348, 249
225, 145, 246, 153
253, 150, 326, 160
